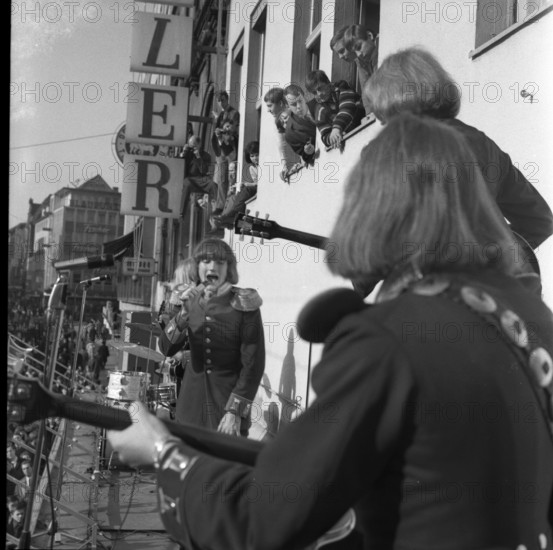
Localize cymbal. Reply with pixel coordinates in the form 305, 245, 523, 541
125, 322, 163, 336
108, 341, 165, 362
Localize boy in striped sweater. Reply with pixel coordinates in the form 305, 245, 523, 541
305, 70, 366, 149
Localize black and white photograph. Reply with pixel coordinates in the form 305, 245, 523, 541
8, 1, 553, 548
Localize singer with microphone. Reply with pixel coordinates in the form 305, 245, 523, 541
159, 238, 265, 437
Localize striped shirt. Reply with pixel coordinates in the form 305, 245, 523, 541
312, 82, 365, 146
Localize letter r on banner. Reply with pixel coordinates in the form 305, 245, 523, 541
121, 155, 185, 218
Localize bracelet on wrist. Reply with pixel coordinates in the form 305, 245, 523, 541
153, 436, 181, 470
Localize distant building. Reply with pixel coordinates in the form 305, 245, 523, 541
22, 176, 124, 315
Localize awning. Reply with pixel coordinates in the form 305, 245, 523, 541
102, 231, 134, 259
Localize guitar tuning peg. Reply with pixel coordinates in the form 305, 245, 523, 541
264, 213, 270, 220
239, 232, 244, 242
255, 211, 259, 218
245, 209, 250, 216
250, 235, 255, 244
260, 236, 264, 245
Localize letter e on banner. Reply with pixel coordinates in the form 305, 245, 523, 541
121, 155, 185, 218
131, 11, 193, 78
126, 83, 188, 146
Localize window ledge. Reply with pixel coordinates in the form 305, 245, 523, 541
324, 114, 377, 153
470, 4, 552, 60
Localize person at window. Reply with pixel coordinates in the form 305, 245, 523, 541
211, 120, 239, 214
343, 25, 379, 81
180, 135, 215, 217
213, 143, 260, 229
107, 114, 553, 550
263, 87, 300, 181
364, 47, 553, 252
211, 91, 240, 215
158, 238, 265, 436
330, 25, 376, 115
305, 69, 365, 149
211, 90, 240, 133
282, 84, 317, 167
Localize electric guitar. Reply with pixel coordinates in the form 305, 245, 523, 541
7, 375, 356, 549
234, 212, 541, 280
234, 211, 328, 249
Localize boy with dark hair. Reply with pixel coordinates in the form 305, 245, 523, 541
6, 500, 26, 538
305, 69, 365, 149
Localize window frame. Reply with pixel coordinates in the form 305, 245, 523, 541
471, 1, 552, 59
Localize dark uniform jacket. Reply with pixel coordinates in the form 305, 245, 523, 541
169, 268, 553, 550
173, 286, 265, 434
444, 119, 553, 249
284, 112, 317, 164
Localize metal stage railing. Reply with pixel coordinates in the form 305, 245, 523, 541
7, 332, 103, 549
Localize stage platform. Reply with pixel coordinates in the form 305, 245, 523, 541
32, 348, 181, 550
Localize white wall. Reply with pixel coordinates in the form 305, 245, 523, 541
380, 1, 553, 304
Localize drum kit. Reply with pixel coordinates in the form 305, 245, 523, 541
100, 365, 177, 471
104, 331, 179, 420
99, 320, 180, 470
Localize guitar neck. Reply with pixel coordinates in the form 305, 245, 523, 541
274, 225, 328, 250
52, 394, 262, 466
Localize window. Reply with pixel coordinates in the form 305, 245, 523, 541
475, 0, 551, 50
242, 2, 267, 159
291, 0, 323, 86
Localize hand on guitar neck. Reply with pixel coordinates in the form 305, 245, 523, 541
7, 375, 357, 550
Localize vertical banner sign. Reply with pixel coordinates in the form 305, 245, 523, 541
131, 11, 193, 79
121, 155, 185, 218
126, 83, 189, 146
123, 5, 194, 219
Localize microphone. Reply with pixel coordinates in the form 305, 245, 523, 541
54, 254, 114, 271
297, 288, 367, 343
79, 274, 111, 285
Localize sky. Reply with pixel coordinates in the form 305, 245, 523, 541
10, 0, 135, 228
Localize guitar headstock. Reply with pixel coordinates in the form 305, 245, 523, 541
7, 375, 58, 426
234, 211, 280, 244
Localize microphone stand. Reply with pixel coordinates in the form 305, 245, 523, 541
69, 281, 91, 399
18, 275, 67, 550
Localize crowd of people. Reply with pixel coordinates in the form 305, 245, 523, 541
6, 420, 59, 544
179, 24, 379, 233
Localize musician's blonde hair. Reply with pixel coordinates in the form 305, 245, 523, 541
328, 113, 518, 281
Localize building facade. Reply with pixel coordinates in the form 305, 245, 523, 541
18, 176, 123, 316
